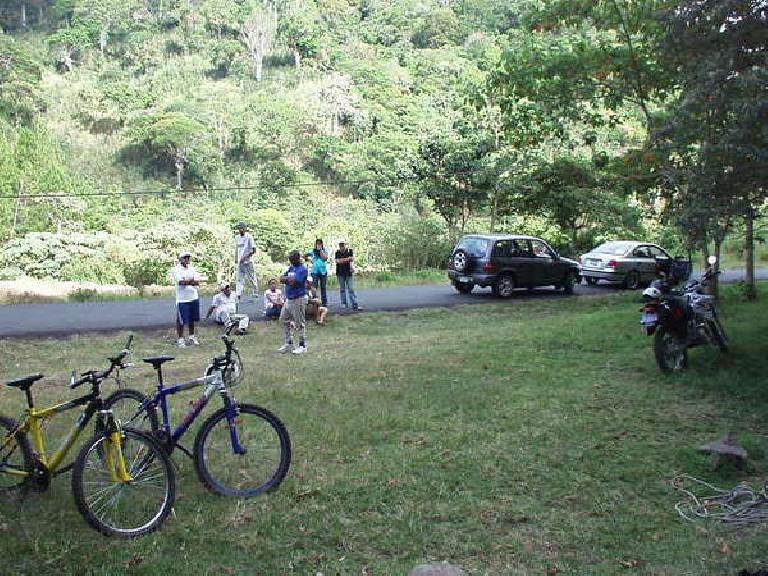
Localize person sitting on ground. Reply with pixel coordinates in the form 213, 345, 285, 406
206, 282, 250, 334
305, 287, 329, 325
263, 278, 285, 320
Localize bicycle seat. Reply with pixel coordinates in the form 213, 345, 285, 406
5, 373, 44, 390
142, 356, 175, 369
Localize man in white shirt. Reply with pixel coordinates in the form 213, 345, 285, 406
206, 282, 250, 334
235, 221, 258, 301
171, 251, 203, 347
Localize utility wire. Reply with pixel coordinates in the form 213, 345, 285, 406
0, 177, 408, 200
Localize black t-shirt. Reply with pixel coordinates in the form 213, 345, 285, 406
335, 248, 353, 276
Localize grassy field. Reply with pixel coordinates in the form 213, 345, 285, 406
0, 287, 767, 575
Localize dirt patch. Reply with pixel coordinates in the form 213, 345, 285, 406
0, 279, 141, 303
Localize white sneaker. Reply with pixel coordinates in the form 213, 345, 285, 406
176, 338, 187, 348
187, 335, 200, 346
277, 343, 293, 354
292, 345, 307, 355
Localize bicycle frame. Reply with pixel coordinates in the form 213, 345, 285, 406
1, 392, 117, 479
144, 371, 239, 449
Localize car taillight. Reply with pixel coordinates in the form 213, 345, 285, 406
483, 262, 495, 273
607, 259, 618, 268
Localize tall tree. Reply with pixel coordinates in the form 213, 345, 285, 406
656, 0, 767, 297
241, 6, 275, 81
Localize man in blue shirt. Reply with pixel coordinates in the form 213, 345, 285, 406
278, 250, 311, 355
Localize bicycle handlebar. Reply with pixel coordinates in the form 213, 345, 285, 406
70, 335, 135, 390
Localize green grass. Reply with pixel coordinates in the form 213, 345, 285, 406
1, 288, 767, 575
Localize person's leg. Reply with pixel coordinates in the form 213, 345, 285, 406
187, 299, 200, 343
232, 313, 249, 331
278, 304, 293, 350
318, 274, 328, 307
244, 262, 258, 296
236, 264, 246, 299
318, 307, 328, 324
346, 275, 359, 309
294, 299, 307, 349
338, 275, 348, 307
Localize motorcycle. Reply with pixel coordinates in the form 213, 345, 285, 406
640, 256, 729, 372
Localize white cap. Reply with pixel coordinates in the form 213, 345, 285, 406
219, 281, 231, 290
178, 250, 192, 259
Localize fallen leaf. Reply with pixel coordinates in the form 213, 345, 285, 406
719, 540, 732, 555
125, 555, 144, 569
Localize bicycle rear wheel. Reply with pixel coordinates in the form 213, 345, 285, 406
72, 428, 175, 537
0, 415, 32, 492
103, 389, 160, 435
193, 403, 291, 497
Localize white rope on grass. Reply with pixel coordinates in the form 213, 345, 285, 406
673, 474, 768, 526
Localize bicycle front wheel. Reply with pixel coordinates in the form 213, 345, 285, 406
72, 428, 175, 537
193, 404, 291, 497
0, 415, 32, 492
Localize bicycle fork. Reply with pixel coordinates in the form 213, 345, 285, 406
101, 411, 133, 483
222, 393, 247, 456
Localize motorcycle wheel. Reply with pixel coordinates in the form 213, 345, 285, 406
709, 317, 729, 353
654, 327, 688, 373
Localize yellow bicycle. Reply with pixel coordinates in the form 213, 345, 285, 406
0, 337, 176, 537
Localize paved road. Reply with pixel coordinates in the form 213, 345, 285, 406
0, 268, 764, 338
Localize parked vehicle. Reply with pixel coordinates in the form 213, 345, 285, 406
640, 256, 728, 372
447, 234, 580, 297
580, 240, 691, 289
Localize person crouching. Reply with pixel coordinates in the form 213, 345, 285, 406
206, 282, 250, 335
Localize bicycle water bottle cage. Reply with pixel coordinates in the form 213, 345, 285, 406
142, 356, 175, 369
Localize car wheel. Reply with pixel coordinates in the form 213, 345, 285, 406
585, 277, 597, 286
451, 249, 473, 274
623, 270, 641, 290
454, 281, 474, 294
492, 275, 515, 298
562, 270, 576, 295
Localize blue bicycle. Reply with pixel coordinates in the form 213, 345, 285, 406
104, 332, 291, 498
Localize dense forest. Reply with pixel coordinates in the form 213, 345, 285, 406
0, 0, 765, 292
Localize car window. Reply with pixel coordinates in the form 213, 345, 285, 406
632, 247, 650, 258
530, 239, 553, 259
456, 237, 489, 258
492, 240, 527, 257
594, 242, 632, 256
648, 246, 666, 258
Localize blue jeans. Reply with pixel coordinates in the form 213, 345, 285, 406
313, 273, 328, 307
337, 275, 358, 308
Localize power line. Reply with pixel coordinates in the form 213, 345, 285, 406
0, 177, 407, 200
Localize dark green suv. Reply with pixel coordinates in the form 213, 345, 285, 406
447, 234, 581, 297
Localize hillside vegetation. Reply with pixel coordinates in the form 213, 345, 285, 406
0, 1, 765, 289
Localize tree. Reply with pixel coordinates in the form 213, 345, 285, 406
655, 0, 768, 297
241, 7, 275, 81
200, 0, 243, 39
126, 112, 210, 189
46, 24, 89, 71
74, 0, 138, 54
278, 2, 321, 70
489, 1, 676, 133
0, 34, 45, 123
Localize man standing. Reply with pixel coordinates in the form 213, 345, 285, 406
278, 250, 310, 355
171, 251, 202, 347
206, 282, 250, 334
335, 240, 360, 310
307, 238, 329, 307
235, 221, 258, 301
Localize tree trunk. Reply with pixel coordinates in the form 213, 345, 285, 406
490, 188, 497, 232
744, 206, 756, 300
253, 55, 263, 81
292, 47, 301, 69
21, 3, 27, 28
